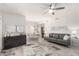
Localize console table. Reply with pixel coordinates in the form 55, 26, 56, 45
3, 35, 26, 50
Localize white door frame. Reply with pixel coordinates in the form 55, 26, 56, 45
0, 16, 2, 52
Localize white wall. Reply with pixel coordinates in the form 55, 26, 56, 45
25, 20, 41, 35
25, 21, 35, 34
2, 13, 26, 34
50, 3, 79, 26
0, 16, 2, 51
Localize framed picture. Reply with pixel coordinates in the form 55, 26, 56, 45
16, 25, 24, 32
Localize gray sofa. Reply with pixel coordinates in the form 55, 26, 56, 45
44, 33, 71, 47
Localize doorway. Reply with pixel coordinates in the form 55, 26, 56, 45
41, 25, 45, 38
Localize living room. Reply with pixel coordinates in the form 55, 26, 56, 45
0, 3, 79, 56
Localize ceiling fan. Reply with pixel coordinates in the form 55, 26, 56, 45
42, 3, 65, 15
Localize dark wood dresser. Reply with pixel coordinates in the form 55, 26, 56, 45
3, 35, 26, 50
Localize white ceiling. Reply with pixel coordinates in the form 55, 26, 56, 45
0, 3, 51, 16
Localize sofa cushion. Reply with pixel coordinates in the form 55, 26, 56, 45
59, 34, 64, 39
63, 35, 70, 40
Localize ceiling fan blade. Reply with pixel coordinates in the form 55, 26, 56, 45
54, 3, 57, 7
50, 3, 58, 9
53, 7, 65, 10
42, 11, 47, 15
42, 8, 49, 15
40, 7, 46, 9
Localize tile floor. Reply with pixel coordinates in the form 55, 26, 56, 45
0, 38, 79, 56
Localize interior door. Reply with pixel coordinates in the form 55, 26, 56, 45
41, 26, 44, 38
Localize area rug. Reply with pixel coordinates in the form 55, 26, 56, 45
52, 46, 61, 50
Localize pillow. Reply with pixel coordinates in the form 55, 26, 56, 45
63, 35, 70, 40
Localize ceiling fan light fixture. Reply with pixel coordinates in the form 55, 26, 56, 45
52, 12, 55, 15
48, 9, 53, 13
